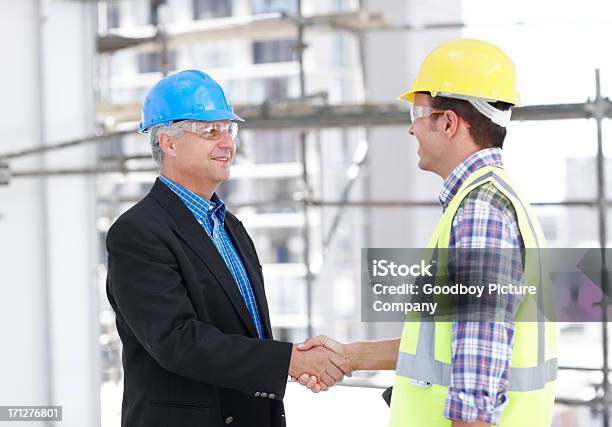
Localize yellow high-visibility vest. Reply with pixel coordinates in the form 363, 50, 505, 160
389, 166, 557, 426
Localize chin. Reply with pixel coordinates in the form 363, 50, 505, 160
214, 172, 230, 183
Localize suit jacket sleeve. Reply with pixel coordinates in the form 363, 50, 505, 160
106, 216, 293, 399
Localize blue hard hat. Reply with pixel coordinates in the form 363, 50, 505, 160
139, 69, 244, 133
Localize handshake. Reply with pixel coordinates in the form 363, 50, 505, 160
288, 335, 352, 393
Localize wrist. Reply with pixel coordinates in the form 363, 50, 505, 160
346, 342, 360, 371
288, 344, 303, 377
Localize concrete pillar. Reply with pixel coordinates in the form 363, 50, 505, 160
0, 3, 51, 426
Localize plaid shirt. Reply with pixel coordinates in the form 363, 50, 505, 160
439, 148, 525, 424
159, 175, 265, 339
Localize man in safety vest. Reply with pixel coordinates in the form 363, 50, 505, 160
295, 39, 557, 427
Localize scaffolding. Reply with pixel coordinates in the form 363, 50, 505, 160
2, 1, 612, 424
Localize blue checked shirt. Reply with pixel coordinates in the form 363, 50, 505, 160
439, 148, 525, 424
159, 175, 265, 339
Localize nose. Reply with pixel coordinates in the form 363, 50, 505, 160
217, 132, 234, 148
408, 122, 415, 136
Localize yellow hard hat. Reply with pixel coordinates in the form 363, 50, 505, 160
399, 38, 520, 106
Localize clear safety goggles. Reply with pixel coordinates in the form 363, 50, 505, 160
409, 104, 471, 128
409, 105, 443, 122
179, 121, 239, 141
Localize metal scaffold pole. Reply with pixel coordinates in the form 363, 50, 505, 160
296, 0, 314, 338
594, 69, 610, 427
153, 0, 170, 77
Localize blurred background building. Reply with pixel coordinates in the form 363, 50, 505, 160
2, 0, 612, 426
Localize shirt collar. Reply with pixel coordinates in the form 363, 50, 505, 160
438, 147, 503, 211
159, 175, 226, 225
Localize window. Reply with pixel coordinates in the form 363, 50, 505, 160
106, 2, 120, 29
149, 0, 164, 25
253, 39, 295, 64
251, 0, 297, 15
137, 51, 177, 74
193, 0, 232, 20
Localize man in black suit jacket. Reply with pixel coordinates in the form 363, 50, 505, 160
106, 70, 350, 427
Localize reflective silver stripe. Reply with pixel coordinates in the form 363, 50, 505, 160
396, 351, 451, 386
508, 358, 558, 392
417, 321, 435, 357
396, 351, 558, 391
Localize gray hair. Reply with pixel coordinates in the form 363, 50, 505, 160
149, 122, 185, 169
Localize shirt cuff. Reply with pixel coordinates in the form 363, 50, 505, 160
444, 389, 509, 425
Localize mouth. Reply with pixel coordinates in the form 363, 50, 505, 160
211, 156, 230, 164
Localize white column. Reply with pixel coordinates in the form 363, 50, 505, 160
39, 1, 100, 426
0, 2, 51, 426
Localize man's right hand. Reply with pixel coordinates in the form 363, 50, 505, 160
288, 342, 351, 393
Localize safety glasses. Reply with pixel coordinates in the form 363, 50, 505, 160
409, 105, 444, 122
180, 121, 239, 141
409, 105, 471, 128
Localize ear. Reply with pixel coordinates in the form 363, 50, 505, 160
442, 110, 460, 139
158, 133, 177, 159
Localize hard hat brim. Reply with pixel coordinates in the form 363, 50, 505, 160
398, 90, 415, 103
397, 87, 520, 106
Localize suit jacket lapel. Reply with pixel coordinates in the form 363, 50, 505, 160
149, 179, 259, 338
224, 215, 273, 339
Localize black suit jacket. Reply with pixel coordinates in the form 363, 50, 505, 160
106, 178, 293, 427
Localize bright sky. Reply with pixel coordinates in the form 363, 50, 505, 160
459, 0, 612, 201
